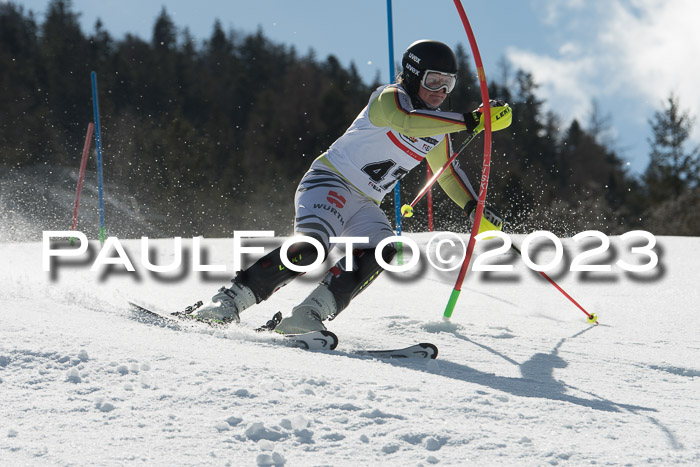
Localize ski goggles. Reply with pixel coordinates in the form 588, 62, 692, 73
421, 70, 457, 93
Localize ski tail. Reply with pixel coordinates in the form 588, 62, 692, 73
285, 330, 338, 351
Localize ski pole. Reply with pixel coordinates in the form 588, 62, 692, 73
443, 0, 493, 320
400, 129, 480, 218
510, 244, 599, 324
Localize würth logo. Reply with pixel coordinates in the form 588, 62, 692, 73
327, 191, 346, 209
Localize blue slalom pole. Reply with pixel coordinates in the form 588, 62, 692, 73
90, 71, 106, 243
386, 0, 403, 264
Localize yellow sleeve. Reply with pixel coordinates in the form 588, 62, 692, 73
425, 138, 476, 209
368, 86, 467, 138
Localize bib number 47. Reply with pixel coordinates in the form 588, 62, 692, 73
362, 160, 409, 190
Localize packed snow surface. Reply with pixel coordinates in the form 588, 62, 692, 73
1, 233, 699, 466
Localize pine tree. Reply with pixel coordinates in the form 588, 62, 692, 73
644, 93, 699, 201
643, 94, 700, 234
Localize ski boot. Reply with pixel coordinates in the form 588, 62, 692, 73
274, 284, 337, 334
184, 281, 256, 325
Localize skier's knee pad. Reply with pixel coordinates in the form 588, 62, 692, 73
239, 234, 328, 301
325, 245, 396, 315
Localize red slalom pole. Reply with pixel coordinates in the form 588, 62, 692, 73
511, 244, 599, 324
71, 122, 94, 234
426, 165, 434, 231
444, 0, 493, 320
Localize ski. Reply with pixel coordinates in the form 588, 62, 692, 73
359, 343, 438, 359
284, 336, 436, 359
128, 301, 220, 326
129, 302, 438, 359
282, 330, 436, 358
128, 301, 338, 349
256, 312, 438, 359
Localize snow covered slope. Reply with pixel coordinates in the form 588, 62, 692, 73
1, 233, 698, 466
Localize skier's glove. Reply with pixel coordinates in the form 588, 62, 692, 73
463, 99, 512, 133
465, 199, 504, 236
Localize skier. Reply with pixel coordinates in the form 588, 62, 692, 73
187, 39, 512, 333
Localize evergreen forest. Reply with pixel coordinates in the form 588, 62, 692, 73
1, 0, 698, 238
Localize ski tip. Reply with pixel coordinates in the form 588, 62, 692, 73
128, 301, 149, 313
418, 343, 439, 359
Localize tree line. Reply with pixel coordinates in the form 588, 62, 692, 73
1, 0, 698, 237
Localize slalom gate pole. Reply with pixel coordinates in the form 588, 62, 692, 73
426, 165, 434, 231
386, 0, 404, 265
443, 0, 493, 320
90, 71, 106, 244
70, 122, 94, 244
510, 244, 599, 324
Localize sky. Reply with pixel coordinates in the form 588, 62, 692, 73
11, 0, 700, 175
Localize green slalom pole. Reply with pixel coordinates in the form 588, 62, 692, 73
444, 289, 462, 319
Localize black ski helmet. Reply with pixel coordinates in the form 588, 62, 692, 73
401, 40, 457, 98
